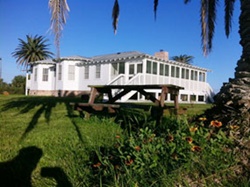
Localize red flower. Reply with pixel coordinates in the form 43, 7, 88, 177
134, 146, 141, 151
186, 137, 193, 144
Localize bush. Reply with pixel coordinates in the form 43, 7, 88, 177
87, 114, 237, 186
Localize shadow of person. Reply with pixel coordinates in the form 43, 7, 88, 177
41, 167, 73, 187
0, 146, 43, 187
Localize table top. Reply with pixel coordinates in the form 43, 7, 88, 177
88, 84, 184, 90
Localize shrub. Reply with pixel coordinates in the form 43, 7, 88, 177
87, 114, 237, 186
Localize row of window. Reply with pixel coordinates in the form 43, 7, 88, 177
147, 60, 206, 82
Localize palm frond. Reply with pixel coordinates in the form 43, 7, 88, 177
49, 0, 70, 58
200, 0, 209, 55
112, 0, 119, 34
224, 0, 235, 37
154, 0, 159, 20
184, 0, 192, 4
208, 0, 218, 51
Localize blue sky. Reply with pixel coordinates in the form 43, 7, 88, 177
0, 0, 241, 93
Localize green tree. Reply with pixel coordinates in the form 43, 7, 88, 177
11, 75, 26, 88
12, 35, 54, 69
171, 55, 194, 64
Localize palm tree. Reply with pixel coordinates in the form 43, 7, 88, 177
171, 55, 194, 64
12, 35, 54, 69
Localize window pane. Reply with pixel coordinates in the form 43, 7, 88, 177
176, 67, 180, 78
194, 71, 198, 80
84, 65, 89, 79
112, 63, 118, 75
191, 70, 194, 80
58, 65, 62, 80
165, 65, 169, 76
146, 60, 151, 73
119, 62, 125, 74
42, 68, 49, 81
181, 68, 185, 79
153, 62, 157, 74
160, 64, 164, 75
171, 66, 175, 77
137, 64, 142, 73
96, 64, 101, 78
186, 69, 189, 79
129, 64, 134, 74
68, 65, 75, 80
34, 68, 37, 81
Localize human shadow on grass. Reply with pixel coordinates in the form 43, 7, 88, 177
1, 96, 82, 141
0, 146, 43, 187
0, 146, 73, 187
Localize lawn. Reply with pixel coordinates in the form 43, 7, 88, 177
0, 95, 248, 186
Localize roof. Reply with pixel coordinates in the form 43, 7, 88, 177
32, 51, 210, 72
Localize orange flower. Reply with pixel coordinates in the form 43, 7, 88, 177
125, 159, 134, 166
189, 127, 198, 132
115, 135, 120, 139
210, 120, 222, 128
134, 146, 141, 151
230, 125, 239, 130
93, 162, 101, 168
191, 145, 202, 152
199, 117, 207, 121
186, 137, 193, 144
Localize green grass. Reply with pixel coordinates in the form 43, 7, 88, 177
0, 95, 122, 186
0, 95, 248, 186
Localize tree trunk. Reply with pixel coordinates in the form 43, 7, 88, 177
207, 0, 250, 127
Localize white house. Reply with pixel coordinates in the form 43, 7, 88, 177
26, 51, 215, 103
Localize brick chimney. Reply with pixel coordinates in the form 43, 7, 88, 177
154, 50, 169, 61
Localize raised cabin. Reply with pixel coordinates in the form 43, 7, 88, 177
25, 51, 214, 103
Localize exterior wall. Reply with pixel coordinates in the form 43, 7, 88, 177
27, 64, 56, 96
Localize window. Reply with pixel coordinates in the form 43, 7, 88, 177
181, 68, 185, 79
68, 65, 75, 80
153, 62, 157, 74
42, 68, 49, 81
96, 64, 101, 78
119, 62, 125, 74
129, 64, 135, 74
190, 95, 196, 102
160, 64, 164, 75
199, 72, 206, 82
190, 70, 198, 80
146, 60, 152, 73
112, 62, 125, 75
185, 69, 189, 79
181, 94, 188, 101
137, 63, 142, 73
34, 68, 37, 81
58, 65, 62, 80
112, 63, 118, 75
165, 65, 169, 76
176, 67, 180, 78
198, 95, 204, 102
84, 65, 89, 79
171, 66, 175, 77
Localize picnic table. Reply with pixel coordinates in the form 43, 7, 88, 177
72, 84, 184, 120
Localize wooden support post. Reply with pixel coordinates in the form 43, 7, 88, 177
159, 86, 168, 107
88, 87, 98, 104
